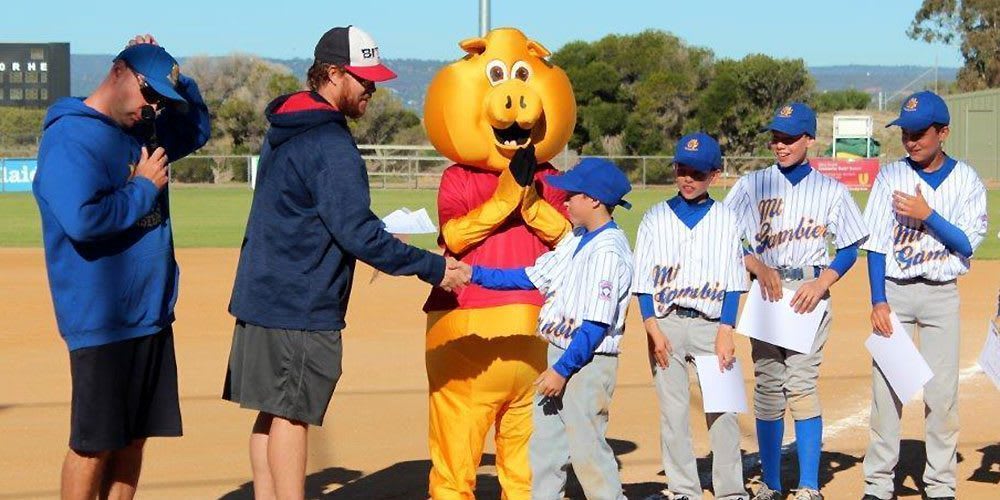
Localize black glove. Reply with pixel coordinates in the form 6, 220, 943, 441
509, 144, 537, 187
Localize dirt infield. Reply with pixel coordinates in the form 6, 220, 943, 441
1, 248, 998, 499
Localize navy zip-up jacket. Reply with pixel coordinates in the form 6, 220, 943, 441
32, 75, 211, 350
228, 91, 445, 331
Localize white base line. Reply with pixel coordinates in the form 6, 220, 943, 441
782, 363, 984, 445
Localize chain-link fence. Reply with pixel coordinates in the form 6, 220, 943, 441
2, 144, 780, 189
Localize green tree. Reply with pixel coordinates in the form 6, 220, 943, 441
552, 30, 714, 156
812, 89, 872, 112
351, 90, 423, 145
692, 54, 814, 155
0, 106, 45, 156
183, 54, 302, 155
908, 0, 1000, 91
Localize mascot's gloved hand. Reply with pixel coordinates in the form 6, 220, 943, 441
509, 144, 538, 187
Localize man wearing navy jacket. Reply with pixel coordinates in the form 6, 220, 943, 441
222, 26, 467, 498
32, 34, 211, 499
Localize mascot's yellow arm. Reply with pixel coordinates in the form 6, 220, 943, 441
521, 186, 571, 246
440, 169, 528, 254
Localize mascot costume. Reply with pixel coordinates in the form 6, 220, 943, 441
422, 28, 576, 499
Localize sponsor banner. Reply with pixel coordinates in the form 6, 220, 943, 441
811, 157, 880, 190
1, 158, 37, 192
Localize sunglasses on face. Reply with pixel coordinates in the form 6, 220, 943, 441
345, 70, 375, 92
130, 68, 165, 108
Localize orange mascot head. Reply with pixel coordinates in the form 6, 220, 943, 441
423, 28, 577, 171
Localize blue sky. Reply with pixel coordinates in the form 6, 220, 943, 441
0, 0, 963, 67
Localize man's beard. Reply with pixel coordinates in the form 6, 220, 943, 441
339, 94, 368, 119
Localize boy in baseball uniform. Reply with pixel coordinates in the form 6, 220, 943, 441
634, 132, 750, 500
725, 103, 869, 500
861, 91, 988, 500
467, 157, 633, 500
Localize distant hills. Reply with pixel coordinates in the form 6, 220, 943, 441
70, 54, 959, 112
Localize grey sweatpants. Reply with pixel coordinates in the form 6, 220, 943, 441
863, 279, 960, 499
751, 277, 832, 422
530, 343, 625, 500
653, 313, 748, 499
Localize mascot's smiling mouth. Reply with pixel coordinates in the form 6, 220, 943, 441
493, 123, 533, 148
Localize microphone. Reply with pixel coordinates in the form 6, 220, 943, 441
141, 105, 160, 155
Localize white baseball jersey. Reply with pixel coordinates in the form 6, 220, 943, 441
861, 158, 988, 281
526, 225, 633, 354
724, 165, 869, 268
632, 200, 748, 319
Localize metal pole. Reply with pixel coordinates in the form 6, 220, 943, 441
479, 0, 491, 36
934, 53, 939, 94
642, 157, 647, 187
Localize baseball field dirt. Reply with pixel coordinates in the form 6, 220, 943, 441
1, 248, 997, 499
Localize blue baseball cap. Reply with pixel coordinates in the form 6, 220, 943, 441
674, 132, 722, 172
886, 91, 950, 130
767, 102, 816, 138
114, 44, 188, 111
546, 158, 632, 209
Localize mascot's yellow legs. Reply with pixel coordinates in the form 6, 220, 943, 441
426, 304, 547, 500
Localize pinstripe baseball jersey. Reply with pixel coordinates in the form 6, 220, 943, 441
724, 165, 869, 268
861, 158, 988, 281
632, 200, 748, 319
526, 226, 633, 354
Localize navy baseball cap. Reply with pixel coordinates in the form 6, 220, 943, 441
886, 91, 950, 130
767, 102, 817, 138
674, 132, 722, 172
546, 158, 633, 209
115, 44, 187, 111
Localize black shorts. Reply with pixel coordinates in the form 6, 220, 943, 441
68, 327, 182, 453
222, 320, 343, 426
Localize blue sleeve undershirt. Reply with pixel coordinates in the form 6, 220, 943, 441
637, 293, 655, 320
925, 211, 973, 258
720, 291, 740, 326
867, 251, 887, 305
552, 320, 609, 378
828, 242, 859, 277
471, 266, 536, 290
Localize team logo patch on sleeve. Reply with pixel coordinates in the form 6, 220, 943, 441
599, 280, 613, 301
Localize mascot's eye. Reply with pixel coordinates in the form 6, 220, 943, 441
485, 60, 508, 86
511, 61, 531, 82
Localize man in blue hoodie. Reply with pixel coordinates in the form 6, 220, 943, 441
32, 34, 210, 500
222, 26, 467, 499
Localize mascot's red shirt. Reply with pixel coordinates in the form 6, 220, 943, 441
423, 163, 568, 312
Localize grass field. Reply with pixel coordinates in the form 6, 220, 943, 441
3, 185, 1000, 258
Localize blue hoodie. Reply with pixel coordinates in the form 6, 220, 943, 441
228, 91, 445, 331
32, 75, 210, 351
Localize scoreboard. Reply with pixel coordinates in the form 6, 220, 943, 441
0, 43, 70, 108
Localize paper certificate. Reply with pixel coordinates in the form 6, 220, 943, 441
736, 281, 828, 354
864, 313, 934, 403
694, 356, 749, 414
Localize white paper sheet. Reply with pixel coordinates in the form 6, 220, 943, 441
864, 313, 934, 402
694, 356, 749, 414
381, 208, 437, 235
979, 321, 1000, 391
735, 281, 828, 354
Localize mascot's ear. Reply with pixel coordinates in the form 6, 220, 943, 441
527, 40, 551, 58
459, 37, 487, 55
